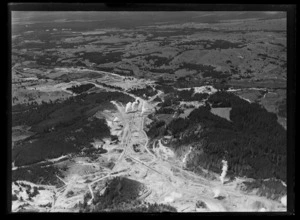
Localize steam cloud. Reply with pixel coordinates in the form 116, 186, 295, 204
280, 195, 287, 207
220, 160, 228, 184
213, 187, 221, 198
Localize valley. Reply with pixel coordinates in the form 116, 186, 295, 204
11, 11, 288, 213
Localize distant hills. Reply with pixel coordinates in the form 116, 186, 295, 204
12, 11, 286, 34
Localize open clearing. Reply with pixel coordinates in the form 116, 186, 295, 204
12, 92, 286, 212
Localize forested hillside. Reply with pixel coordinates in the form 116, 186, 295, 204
148, 91, 286, 182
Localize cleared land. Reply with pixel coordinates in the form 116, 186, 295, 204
11, 12, 287, 212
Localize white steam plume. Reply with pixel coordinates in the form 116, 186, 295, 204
280, 195, 287, 207
213, 187, 221, 198
220, 160, 228, 184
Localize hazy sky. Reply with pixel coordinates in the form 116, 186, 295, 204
12, 11, 286, 25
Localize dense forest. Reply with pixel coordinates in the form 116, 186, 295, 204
79, 177, 177, 212
13, 115, 114, 167
12, 91, 134, 128
12, 91, 135, 167
146, 120, 166, 139
144, 55, 172, 67
177, 39, 245, 50
127, 85, 158, 98
242, 179, 286, 200
12, 165, 63, 186
95, 81, 122, 91
66, 83, 95, 94
77, 51, 123, 64
277, 99, 286, 118
148, 91, 286, 183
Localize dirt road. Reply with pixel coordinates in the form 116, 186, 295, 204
107, 98, 286, 212
12, 87, 286, 212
